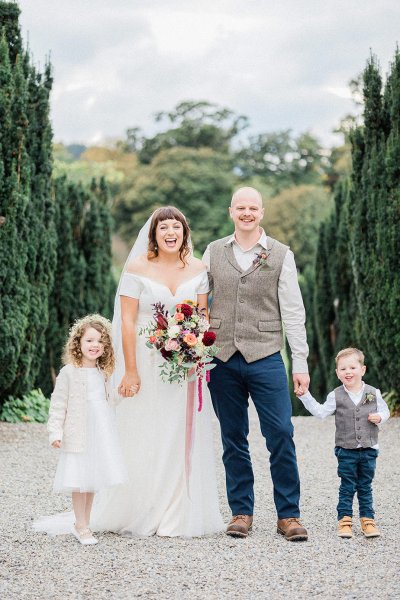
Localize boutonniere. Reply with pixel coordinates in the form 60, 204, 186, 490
253, 250, 270, 268
362, 392, 375, 405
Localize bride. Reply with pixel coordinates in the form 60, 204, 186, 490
91, 206, 224, 537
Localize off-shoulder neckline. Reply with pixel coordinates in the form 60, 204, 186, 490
123, 269, 207, 297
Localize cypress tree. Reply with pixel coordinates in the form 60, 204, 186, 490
313, 49, 400, 402
348, 57, 384, 379
82, 178, 114, 317
35, 177, 86, 394
377, 51, 400, 389
37, 177, 115, 394
0, 2, 56, 403
0, 28, 30, 396
0, 3, 115, 401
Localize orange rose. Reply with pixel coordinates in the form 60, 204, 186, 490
155, 329, 163, 337
149, 335, 157, 343
174, 312, 185, 322
183, 333, 197, 347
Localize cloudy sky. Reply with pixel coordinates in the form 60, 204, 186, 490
17, 0, 400, 147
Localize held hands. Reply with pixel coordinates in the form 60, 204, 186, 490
368, 413, 382, 425
52, 440, 61, 448
118, 371, 141, 397
293, 373, 310, 397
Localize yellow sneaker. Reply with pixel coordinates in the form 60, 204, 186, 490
337, 516, 353, 538
360, 518, 380, 538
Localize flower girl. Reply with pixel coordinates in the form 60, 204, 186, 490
37, 314, 127, 545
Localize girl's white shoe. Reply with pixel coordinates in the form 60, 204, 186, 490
72, 525, 98, 545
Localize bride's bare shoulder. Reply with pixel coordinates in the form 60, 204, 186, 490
187, 256, 207, 274
126, 255, 149, 275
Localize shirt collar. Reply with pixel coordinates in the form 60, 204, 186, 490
227, 228, 268, 252
343, 381, 365, 396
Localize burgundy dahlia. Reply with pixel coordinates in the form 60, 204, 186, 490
160, 348, 173, 360
180, 304, 193, 318
202, 331, 216, 346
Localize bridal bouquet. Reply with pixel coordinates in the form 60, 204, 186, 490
139, 300, 218, 403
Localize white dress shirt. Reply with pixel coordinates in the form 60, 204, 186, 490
299, 383, 390, 449
202, 230, 309, 373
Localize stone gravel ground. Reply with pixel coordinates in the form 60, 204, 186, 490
1, 408, 400, 600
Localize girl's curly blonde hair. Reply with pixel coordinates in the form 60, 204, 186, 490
62, 314, 115, 376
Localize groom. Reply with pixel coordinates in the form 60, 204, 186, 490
203, 186, 310, 541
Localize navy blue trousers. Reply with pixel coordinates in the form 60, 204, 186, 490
208, 351, 301, 519
335, 447, 378, 520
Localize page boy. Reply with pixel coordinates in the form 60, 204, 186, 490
297, 347, 389, 538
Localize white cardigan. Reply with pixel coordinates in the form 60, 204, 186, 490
47, 364, 118, 453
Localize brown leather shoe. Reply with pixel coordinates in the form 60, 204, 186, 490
337, 516, 353, 538
226, 515, 253, 538
360, 518, 380, 538
277, 517, 308, 541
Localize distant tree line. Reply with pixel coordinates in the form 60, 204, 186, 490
111, 99, 333, 254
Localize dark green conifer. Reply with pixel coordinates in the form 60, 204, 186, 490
0, 2, 56, 403
313, 50, 400, 403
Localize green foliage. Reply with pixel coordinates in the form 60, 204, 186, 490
36, 176, 115, 396
53, 101, 335, 272
0, 389, 49, 423
312, 49, 400, 409
124, 100, 249, 164
383, 390, 400, 414
261, 185, 333, 272
114, 146, 236, 253
271, 185, 333, 415
236, 130, 327, 193
0, 5, 57, 402
0, 4, 115, 405
53, 144, 129, 189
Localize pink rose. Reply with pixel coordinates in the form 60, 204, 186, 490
174, 312, 185, 322
165, 338, 179, 351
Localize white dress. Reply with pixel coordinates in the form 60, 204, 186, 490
53, 368, 127, 493
33, 369, 128, 536
91, 270, 224, 537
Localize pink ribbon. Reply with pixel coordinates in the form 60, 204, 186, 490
185, 377, 196, 495
197, 376, 203, 412
185, 368, 209, 493
185, 369, 210, 493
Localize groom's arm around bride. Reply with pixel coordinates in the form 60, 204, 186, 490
203, 186, 309, 541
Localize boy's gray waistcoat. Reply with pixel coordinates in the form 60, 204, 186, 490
208, 235, 288, 363
334, 384, 378, 449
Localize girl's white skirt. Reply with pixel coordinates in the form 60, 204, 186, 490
53, 368, 127, 493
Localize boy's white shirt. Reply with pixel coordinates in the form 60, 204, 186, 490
299, 382, 390, 449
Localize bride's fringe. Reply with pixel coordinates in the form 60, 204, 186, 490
147, 206, 191, 266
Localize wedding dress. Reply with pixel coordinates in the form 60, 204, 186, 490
91, 270, 224, 536
34, 213, 223, 538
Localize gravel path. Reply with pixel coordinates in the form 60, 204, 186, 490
1, 408, 400, 600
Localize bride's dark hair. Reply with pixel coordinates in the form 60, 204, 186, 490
148, 206, 191, 265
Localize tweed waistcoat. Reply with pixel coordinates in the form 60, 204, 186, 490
334, 384, 378, 449
208, 235, 288, 363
